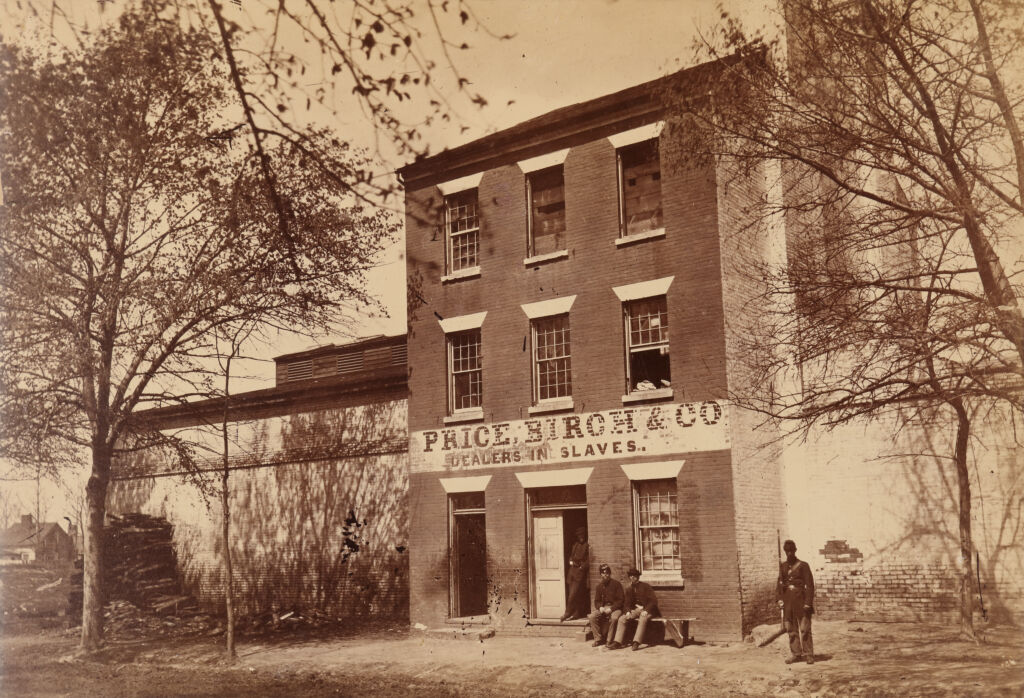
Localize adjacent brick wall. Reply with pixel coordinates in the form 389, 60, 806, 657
110, 401, 410, 620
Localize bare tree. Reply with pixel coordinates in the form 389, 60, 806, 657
673, 0, 1024, 638
0, 5, 398, 651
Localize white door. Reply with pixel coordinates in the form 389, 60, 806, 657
533, 511, 565, 618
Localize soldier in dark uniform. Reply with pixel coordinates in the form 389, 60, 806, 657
561, 526, 590, 621
588, 563, 623, 646
777, 539, 815, 664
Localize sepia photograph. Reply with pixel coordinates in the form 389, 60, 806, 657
0, 0, 1021, 695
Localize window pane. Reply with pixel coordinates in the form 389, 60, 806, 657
451, 491, 485, 511
446, 190, 479, 272
529, 166, 566, 256
449, 330, 482, 411
625, 296, 670, 392
620, 140, 662, 236
635, 478, 680, 573
534, 315, 572, 401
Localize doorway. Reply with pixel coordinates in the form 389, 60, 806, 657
527, 485, 588, 619
450, 492, 488, 618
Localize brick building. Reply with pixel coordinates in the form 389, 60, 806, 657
400, 59, 786, 642
111, 334, 411, 619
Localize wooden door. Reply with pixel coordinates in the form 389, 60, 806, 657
532, 511, 565, 618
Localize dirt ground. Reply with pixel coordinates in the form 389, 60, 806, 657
2, 619, 1021, 697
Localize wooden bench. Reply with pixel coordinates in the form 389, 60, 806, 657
651, 617, 696, 648
586, 616, 696, 648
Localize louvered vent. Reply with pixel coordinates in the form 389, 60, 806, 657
364, 347, 391, 367
286, 359, 313, 382
337, 351, 363, 374
391, 343, 407, 365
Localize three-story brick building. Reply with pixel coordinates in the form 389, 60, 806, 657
401, 59, 786, 641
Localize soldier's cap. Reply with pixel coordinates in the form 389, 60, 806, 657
783, 539, 797, 550
599, 563, 612, 573
576, 526, 587, 536
627, 567, 641, 578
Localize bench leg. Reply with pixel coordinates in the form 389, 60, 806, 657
664, 620, 686, 648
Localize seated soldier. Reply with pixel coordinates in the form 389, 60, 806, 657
587, 563, 623, 647
610, 567, 659, 651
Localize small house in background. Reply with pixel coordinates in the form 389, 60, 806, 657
0, 514, 76, 564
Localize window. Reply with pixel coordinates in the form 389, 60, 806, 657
527, 165, 566, 256
445, 189, 479, 273
634, 479, 680, 573
448, 329, 482, 413
532, 314, 571, 402
624, 295, 670, 392
617, 139, 662, 237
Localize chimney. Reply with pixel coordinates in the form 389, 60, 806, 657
21, 514, 34, 528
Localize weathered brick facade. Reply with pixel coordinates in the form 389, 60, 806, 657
401, 64, 781, 642
111, 336, 411, 620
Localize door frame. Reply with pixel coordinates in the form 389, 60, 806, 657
525, 491, 587, 619
448, 495, 487, 619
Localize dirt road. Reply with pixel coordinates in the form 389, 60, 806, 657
2, 620, 1021, 696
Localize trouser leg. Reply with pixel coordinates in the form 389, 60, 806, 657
606, 610, 622, 642
800, 615, 813, 658
633, 613, 650, 644
614, 610, 635, 644
588, 611, 602, 641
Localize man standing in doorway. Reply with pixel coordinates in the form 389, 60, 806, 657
778, 539, 815, 664
588, 563, 623, 647
611, 567, 659, 651
561, 526, 590, 621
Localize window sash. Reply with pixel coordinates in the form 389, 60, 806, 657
532, 315, 572, 402
445, 190, 480, 272
624, 296, 670, 392
527, 166, 566, 256
617, 139, 663, 237
448, 330, 482, 412
633, 479, 681, 572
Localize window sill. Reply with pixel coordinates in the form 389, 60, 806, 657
441, 266, 481, 283
523, 249, 569, 266
615, 228, 666, 247
444, 408, 484, 425
621, 388, 674, 404
528, 397, 574, 415
641, 572, 685, 588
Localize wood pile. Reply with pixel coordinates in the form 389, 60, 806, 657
69, 513, 201, 624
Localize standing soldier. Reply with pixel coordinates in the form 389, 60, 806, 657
778, 539, 815, 664
561, 526, 590, 621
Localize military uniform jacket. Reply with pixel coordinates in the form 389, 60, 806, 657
593, 578, 624, 612
777, 558, 815, 609
624, 581, 660, 615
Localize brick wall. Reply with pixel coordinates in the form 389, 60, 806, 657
110, 400, 410, 620
712, 152, 789, 635
405, 120, 753, 640
784, 409, 1024, 625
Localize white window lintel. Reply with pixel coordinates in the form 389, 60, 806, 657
520, 295, 577, 320
612, 276, 674, 302
515, 467, 594, 489
620, 460, 685, 481
438, 311, 487, 334
439, 475, 492, 493
608, 121, 665, 148
438, 173, 483, 196
517, 149, 570, 173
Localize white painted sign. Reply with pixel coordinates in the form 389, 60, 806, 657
411, 401, 730, 473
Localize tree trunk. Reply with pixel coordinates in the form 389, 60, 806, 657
80, 447, 110, 652
951, 399, 976, 640
221, 353, 236, 661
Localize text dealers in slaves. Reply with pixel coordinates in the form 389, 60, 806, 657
412, 401, 728, 472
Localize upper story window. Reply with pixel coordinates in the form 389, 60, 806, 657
624, 295, 670, 393
532, 314, 572, 402
445, 189, 480, 274
527, 165, 566, 257
448, 329, 482, 413
617, 139, 663, 237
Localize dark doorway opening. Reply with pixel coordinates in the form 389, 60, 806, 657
451, 492, 488, 617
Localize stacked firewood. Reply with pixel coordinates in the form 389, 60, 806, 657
69, 513, 200, 624
104, 513, 200, 616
